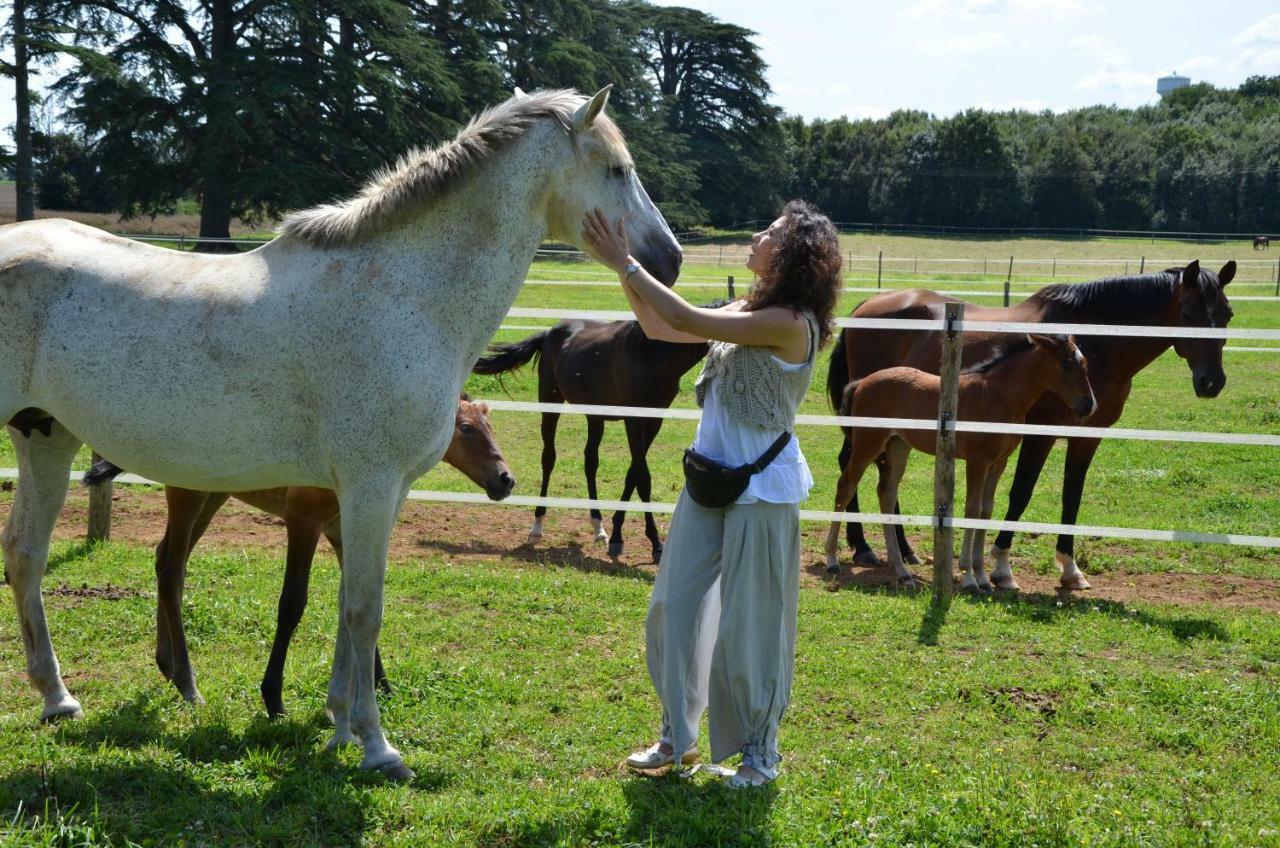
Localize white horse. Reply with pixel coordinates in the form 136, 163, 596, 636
0, 87, 680, 780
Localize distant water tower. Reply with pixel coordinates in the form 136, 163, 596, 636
1157, 72, 1190, 98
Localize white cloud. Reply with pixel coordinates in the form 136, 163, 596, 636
1174, 55, 1218, 74
826, 82, 850, 97
1234, 13, 1280, 45
1012, 0, 1092, 16
962, 0, 1005, 14
1068, 35, 1107, 53
914, 31, 1006, 56
901, 0, 949, 18
1076, 66, 1156, 92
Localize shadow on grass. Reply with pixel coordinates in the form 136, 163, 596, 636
418, 536, 654, 583
917, 594, 951, 646
992, 590, 1231, 642
809, 558, 1230, 644
618, 772, 776, 847
45, 540, 100, 575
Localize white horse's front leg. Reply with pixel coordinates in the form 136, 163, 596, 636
325, 573, 358, 750
3, 423, 84, 721
333, 477, 413, 780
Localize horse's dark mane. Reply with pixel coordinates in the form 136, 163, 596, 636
1028, 271, 1185, 322
963, 335, 1037, 375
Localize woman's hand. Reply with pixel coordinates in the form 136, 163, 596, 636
581, 208, 632, 275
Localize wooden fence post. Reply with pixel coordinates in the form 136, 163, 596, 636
932, 302, 964, 601
983, 257, 988, 278
727, 275, 735, 299
1052, 258, 1056, 277
1004, 256, 1014, 305
877, 250, 883, 289
1139, 256, 1145, 274
86, 451, 112, 542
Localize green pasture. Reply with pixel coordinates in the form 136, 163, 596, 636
1, 541, 1278, 846
0, 236, 1278, 846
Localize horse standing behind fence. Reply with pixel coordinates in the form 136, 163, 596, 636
84, 396, 512, 717
826, 334, 1096, 590
0, 86, 681, 781
473, 318, 709, 562
827, 260, 1234, 591
1255, 236, 1270, 250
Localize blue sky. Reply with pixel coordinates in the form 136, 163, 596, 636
651, 0, 1280, 118
2, 1, 1277, 146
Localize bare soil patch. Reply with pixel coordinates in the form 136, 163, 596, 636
5, 486, 1279, 614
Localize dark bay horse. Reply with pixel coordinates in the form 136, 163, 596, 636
86, 397, 513, 716
827, 335, 1095, 590
474, 318, 710, 562
827, 260, 1235, 590
1255, 236, 1270, 250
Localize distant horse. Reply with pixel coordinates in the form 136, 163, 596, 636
826, 335, 1096, 591
0, 87, 680, 780
827, 260, 1234, 591
85, 397, 512, 717
1255, 236, 1270, 251
474, 319, 709, 562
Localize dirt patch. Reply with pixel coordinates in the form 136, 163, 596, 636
47, 582, 147, 601
984, 686, 1060, 718
4, 486, 1279, 614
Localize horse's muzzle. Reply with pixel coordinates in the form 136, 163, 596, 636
635, 234, 683, 287
1194, 372, 1225, 398
486, 469, 516, 501
1074, 397, 1096, 419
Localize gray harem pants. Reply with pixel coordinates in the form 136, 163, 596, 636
646, 490, 802, 772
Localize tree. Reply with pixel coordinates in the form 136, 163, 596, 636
56, 0, 465, 243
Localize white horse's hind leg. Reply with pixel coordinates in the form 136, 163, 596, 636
325, 572, 358, 750
332, 475, 412, 780
3, 421, 84, 721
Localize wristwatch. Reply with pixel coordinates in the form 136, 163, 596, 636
622, 260, 642, 281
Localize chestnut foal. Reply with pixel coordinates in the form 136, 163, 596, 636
88, 396, 514, 715
825, 335, 1096, 592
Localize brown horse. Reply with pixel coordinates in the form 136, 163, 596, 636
827, 260, 1235, 590
1255, 236, 1270, 251
473, 318, 709, 562
86, 396, 513, 716
826, 335, 1096, 590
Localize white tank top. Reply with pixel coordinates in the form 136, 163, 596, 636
691, 355, 814, 505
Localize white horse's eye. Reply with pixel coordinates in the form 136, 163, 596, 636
609, 166, 627, 179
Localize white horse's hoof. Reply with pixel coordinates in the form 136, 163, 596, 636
360, 749, 413, 781
824, 554, 841, 575
1059, 574, 1092, 591
593, 527, 608, 543
40, 697, 83, 722
1055, 551, 1090, 590
992, 576, 1021, 591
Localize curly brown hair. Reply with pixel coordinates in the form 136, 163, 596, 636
743, 200, 842, 348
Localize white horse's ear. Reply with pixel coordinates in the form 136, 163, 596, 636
513, 87, 527, 99
573, 85, 613, 130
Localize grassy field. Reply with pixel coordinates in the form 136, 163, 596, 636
0, 234, 1277, 846
1, 541, 1279, 847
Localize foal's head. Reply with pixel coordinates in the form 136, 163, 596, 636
443, 394, 514, 501
1029, 334, 1096, 420
1166, 260, 1235, 398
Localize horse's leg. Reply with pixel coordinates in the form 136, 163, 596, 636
877, 439, 917, 587
990, 435, 1055, 591
958, 460, 992, 594
260, 494, 326, 718
838, 432, 875, 563
322, 525, 389, 694
155, 489, 226, 705
3, 421, 84, 721
975, 456, 1008, 592
529, 411, 560, 543
895, 499, 920, 565
326, 475, 411, 779
825, 443, 874, 574
611, 418, 662, 562
1055, 437, 1102, 591
583, 416, 607, 542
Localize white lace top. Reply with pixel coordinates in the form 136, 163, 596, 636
691, 355, 815, 505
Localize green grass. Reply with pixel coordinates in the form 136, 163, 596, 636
1, 541, 1279, 846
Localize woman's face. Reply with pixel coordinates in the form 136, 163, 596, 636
746, 215, 787, 277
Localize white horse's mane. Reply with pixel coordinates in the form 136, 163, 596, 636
279, 89, 632, 247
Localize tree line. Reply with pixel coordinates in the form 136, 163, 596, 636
3, 1, 1278, 238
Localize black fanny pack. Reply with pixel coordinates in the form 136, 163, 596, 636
682, 433, 792, 509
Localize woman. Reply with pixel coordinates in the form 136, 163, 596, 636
581, 201, 842, 787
